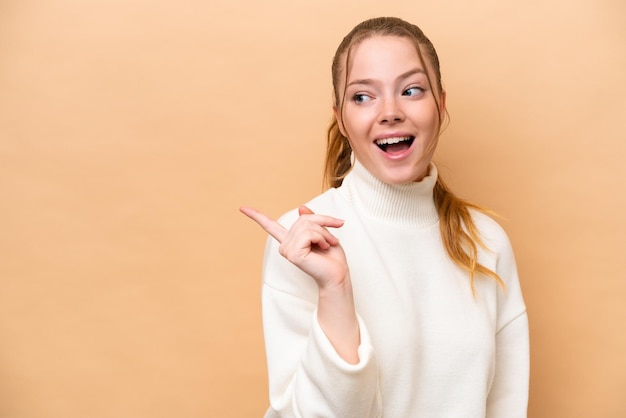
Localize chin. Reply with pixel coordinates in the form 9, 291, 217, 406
382, 166, 428, 184
381, 172, 420, 185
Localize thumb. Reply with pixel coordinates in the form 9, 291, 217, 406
298, 205, 315, 216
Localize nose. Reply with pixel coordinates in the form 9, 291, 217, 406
379, 97, 404, 124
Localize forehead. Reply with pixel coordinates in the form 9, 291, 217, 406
345, 35, 425, 79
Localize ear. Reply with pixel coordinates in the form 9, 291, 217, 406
333, 104, 348, 138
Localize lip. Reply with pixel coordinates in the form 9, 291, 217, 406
373, 133, 416, 161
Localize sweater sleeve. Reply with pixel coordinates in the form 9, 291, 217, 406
484, 218, 530, 418
486, 312, 529, 418
261, 234, 381, 418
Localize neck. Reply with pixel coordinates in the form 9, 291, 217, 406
340, 160, 439, 228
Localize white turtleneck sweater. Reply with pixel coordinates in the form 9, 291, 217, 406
260, 162, 529, 418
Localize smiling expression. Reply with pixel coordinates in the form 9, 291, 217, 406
335, 35, 446, 185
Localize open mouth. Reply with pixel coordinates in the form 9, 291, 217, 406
375, 136, 415, 153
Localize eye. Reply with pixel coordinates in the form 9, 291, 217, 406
352, 93, 372, 104
402, 86, 425, 97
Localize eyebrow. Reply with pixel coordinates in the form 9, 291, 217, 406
346, 68, 426, 88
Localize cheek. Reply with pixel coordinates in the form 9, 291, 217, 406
343, 107, 376, 137
413, 103, 441, 131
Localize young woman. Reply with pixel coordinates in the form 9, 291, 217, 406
241, 16, 529, 418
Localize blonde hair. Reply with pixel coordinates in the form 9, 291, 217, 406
324, 17, 503, 292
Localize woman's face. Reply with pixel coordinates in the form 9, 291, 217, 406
335, 35, 445, 184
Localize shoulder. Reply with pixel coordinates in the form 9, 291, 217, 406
469, 209, 513, 254
469, 209, 521, 290
469, 211, 527, 328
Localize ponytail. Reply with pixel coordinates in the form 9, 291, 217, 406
323, 117, 352, 189
434, 176, 505, 293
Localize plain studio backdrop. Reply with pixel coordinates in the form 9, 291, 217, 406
1, 0, 625, 417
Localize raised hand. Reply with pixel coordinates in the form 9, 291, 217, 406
239, 206, 350, 290
240, 205, 360, 363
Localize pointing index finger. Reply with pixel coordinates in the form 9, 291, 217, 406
239, 206, 287, 243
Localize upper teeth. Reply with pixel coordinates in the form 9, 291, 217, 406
376, 136, 412, 145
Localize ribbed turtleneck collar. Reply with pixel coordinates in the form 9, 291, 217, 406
340, 160, 440, 229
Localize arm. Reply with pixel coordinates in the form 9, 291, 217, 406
242, 206, 381, 417
486, 312, 529, 418
241, 205, 360, 362
263, 282, 380, 418
317, 276, 360, 364
484, 219, 530, 417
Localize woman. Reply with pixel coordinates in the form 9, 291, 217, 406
241, 16, 529, 418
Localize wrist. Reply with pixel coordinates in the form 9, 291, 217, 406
316, 275, 360, 364
318, 270, 352, 295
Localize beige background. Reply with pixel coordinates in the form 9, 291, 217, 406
1, 0, 625, 417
